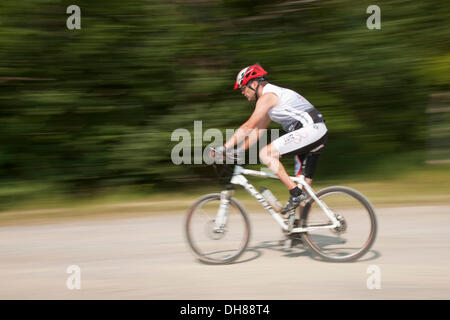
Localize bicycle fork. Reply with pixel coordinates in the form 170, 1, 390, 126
213, 190, 233, 231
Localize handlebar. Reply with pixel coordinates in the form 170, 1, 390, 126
208, 146, 242, 163
208, 146, 241, 184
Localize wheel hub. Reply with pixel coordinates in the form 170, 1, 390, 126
331, 214, 347, 234
206, 220, 227, 240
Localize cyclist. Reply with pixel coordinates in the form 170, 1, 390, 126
216, 64, 328, 215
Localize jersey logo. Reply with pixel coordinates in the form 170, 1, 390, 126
294, 132, 308, 144
284, 134, 294, 144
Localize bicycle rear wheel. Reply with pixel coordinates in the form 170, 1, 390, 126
300, 186, 377, 262
185, 193, 251, 264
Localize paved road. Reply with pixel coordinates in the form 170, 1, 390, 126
1, 205, 449, 299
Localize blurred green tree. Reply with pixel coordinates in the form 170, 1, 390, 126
0, 0, 448, 202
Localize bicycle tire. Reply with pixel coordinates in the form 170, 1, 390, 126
299, 186, 377, 262
185, 193, 251, 264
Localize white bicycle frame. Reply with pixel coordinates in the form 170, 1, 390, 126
215, 165, 341, 234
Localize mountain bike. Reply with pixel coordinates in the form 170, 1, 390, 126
184, 149, 377, 264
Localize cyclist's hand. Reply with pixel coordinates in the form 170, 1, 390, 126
210, 146, 226, 161
210, 146, 244, 163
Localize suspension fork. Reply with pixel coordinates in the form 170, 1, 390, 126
214, 186, 235, 230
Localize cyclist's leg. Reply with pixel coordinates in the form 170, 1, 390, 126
259, 144, 297, 190
301, 152, 322, 194
259, 146, 306, 215
302, 152, 321, 181
294, 155, 302, 177
295, 154, 312, 185
259, 123, 327, 190
291, 133, 326, 216
294, 154, 311, 211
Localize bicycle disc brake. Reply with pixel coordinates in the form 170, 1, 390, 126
330, 213, 347, 235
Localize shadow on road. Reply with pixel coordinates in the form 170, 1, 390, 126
193, 234, 381, 265
236, 237, 381, 264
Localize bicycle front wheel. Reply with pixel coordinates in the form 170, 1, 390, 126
185, 193, 251, 264
300, 186, 377, 262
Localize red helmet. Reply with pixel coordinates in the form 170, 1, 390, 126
233, 64, 267, 90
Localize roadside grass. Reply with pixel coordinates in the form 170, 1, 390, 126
0, 162, 448, 226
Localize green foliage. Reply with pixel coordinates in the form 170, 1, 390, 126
0, 0, 448, 204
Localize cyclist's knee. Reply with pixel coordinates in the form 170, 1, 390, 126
259, 145, 269, 163
259, 144, 278, 163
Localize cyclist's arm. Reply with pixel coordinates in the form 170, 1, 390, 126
224, 93, 277, 150
242, 116, 271, 150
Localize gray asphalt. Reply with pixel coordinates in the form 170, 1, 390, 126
0, 205, 449, 299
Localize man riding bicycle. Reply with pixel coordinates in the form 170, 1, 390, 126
215, 64, 328, 215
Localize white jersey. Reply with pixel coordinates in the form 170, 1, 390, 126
262, 83, 324, 132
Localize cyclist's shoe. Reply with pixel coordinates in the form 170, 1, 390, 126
280, 194, 304, 215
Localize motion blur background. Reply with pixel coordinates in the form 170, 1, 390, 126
0, 0, 449, 212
